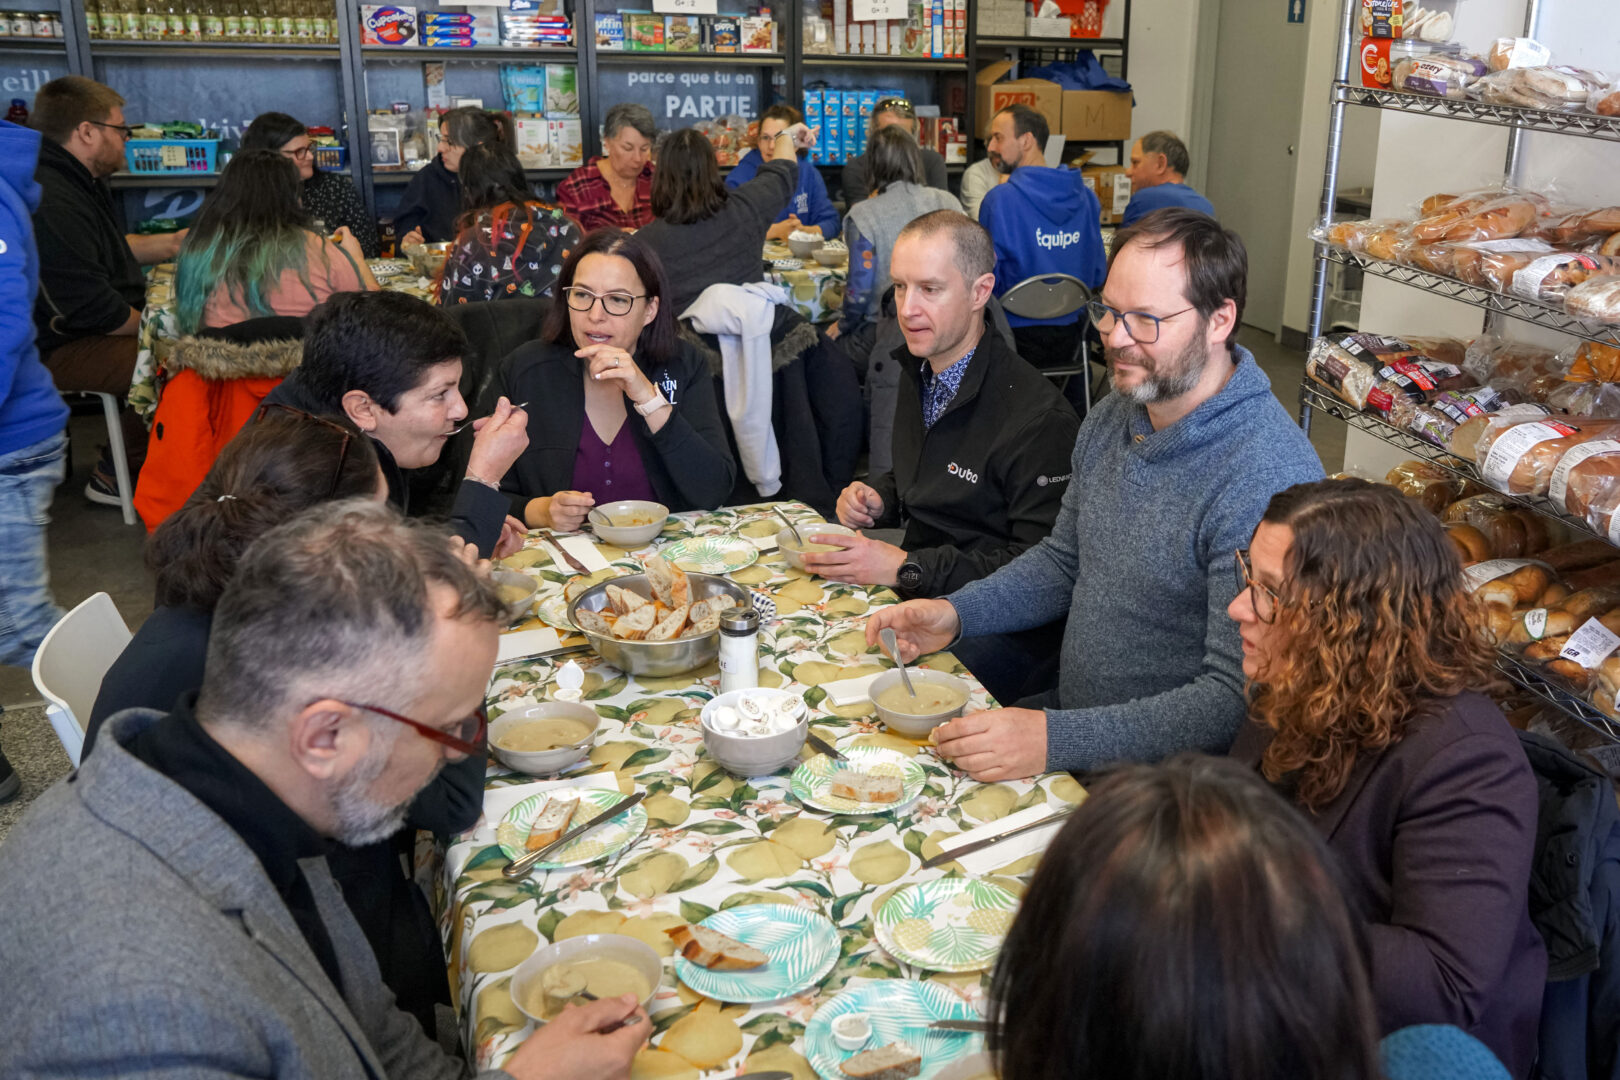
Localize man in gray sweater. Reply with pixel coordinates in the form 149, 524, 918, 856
868, 208, 1323, 780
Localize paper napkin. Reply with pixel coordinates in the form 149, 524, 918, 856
935, 804, 1067, 875
543, 535, 613, 573
496, 626, 564, 663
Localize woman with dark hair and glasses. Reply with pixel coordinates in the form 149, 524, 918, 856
638, 122, 815, 315
172, 149, 377, 334
485, 228, 736, 530
241, 110, 379, 257
1227, 477, 1545, 1076
434, 140, 582, 306
87, 406, 386, 746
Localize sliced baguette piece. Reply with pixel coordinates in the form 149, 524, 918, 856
576, 608, 615, 637
841, 1041, 921, 1080
615, 604, 657, 641
644, 554, 680, 607
829, 769, 903, 804
526, 796, 579, 851
665, 923, 769, 970
645, 604, 690, 642
606, 583, 649, 616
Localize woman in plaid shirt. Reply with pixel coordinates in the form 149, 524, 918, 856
557, 103, 656, 232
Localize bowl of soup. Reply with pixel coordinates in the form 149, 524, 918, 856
488, 701, 600, 774
867, 668, 971, 738
776, 523, 857, 571
590, 500, 670, 548
510, 933, 662, 1026
491, 569, 539, 624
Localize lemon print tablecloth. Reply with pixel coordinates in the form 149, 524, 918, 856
763, 240, 846, 326
440, 502, 1084, 1077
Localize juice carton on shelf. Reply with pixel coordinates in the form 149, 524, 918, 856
360, 3, 418, 45
593, 11, 623, 48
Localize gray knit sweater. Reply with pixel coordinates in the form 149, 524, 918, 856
946, 346, 1323, 773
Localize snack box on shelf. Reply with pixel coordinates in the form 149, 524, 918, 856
361, 3, 418, 45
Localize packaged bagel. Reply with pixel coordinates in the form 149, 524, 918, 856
1566, 276, 1620, 324
1386, 459, 1475, 514
1473, 65, 1607, 110
1477, 415, 1620, 495
1511, 253, 1620, 305
1552, 437, 1620, 542
1444, 494, 1551, 557
1393, 48, 1486, 99
1462, 557, 1556, 610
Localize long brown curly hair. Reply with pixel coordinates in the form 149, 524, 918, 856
1248, 478, 1497, 811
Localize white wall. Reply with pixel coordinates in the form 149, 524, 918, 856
1121, 0, 1202, 144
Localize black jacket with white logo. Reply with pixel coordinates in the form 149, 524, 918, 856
868, 313, 1078, 597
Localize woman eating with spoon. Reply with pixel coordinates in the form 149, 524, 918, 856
484, 228, 736, 530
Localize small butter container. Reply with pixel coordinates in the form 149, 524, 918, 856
832, 1013, 872, 1051
551, 687, 583, 704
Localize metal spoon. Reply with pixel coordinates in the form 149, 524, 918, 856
449, 400, 529, 436
587, 506, 614, 528
880, 627, 918, 699
774, 506, 805, 546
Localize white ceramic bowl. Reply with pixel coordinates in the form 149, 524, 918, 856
488, 700, 600, 775
812, 247, 846, 267
776, 523, 857, 571
867, 668, 971, 738
700, 687, 809, 776
787, 235, 825, 258
490, 568, 539, 624
590, 500, 669, 548
510, 933, 662, 1026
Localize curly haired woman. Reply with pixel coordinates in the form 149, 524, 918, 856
1227, 477, 1545, 1078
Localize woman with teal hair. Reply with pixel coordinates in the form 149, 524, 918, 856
173, 149, 377, 333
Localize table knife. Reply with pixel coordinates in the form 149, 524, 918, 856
806, 731, 846, 761
929, 1019, 992, 1033
547, 536, 592, 575
503, 791, 647, 879
918, 809, 1074, 870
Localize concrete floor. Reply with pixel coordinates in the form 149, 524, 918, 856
0, 326, 1330, 840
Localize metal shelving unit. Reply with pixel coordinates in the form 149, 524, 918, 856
90, 40, 341, 58
596, 50, 783, 66
1300, 0, 1620, 751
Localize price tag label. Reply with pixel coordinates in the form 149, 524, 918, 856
1559, 616, 1620, 670
653, 0, 718, 14
853, 0, 907, 18
1461, 558, 1536, 593
159, 145, 187, 168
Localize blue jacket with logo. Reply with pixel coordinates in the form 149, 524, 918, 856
978, 165, 1106, 328
0, 121, 69, 459
725, 149, 840, 239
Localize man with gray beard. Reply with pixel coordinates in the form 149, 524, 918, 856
867, 208, 1323, 781
0, 501, 650, 1079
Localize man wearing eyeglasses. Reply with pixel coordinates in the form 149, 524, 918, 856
841, 97, 950, 210
0, 501, 651, 1078
868, 208, 1322, 782
29, 76, 186, 505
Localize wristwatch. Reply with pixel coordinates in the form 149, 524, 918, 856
634, 389, 669, 417
896, 560, 924, 594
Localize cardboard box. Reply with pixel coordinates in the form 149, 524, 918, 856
549, 118, 582, 167
1060, 89, 1131, 141
624, 12, 663, 49
593, 12, 623, 48
740, 14, 775, 51
544, 63, 577, 114
709, 15, 739, 50
360, 4, 417, 45
975, 59, 1062, 138
514, 115, 549, 167
1082, 164, 1133, 224
665, 14, 700, 51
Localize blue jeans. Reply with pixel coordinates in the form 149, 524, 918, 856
0, 430, 67, 668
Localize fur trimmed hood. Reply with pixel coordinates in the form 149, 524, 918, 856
167, 336, 303, 381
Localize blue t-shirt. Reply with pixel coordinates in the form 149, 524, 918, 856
1121, 181, 1216, 227
725, 149, 840, 239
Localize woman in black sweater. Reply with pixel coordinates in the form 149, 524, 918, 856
488, 228, 736, 530
240, 112, 380, 258
396, 106, 512, 247
636, 124, 814, 315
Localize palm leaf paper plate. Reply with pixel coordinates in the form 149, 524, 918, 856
874, 877, 1018, 972
673, 904, 839, 1003
790, 746, 925, 815
495, 788, 647, 870
805, 979, 984, 1080
659, 536, 758, 575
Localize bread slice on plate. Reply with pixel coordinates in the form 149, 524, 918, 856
829, 769, 903, 804
526, 796, 579, 851
666, 923, 768, 970
841, 1041, 921, 1080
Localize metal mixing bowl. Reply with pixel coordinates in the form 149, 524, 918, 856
567, 572, 751, 677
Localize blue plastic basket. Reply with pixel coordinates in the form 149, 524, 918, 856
312, 145, 348, 170
126, 138, 220, 174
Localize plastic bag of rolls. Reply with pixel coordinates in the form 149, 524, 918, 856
1386, 459, 1478, 514
1472, 415, 1620, 495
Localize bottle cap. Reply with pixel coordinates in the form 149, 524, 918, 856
720, 609, 759, 635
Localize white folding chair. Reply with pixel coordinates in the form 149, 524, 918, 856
998, 273, 1100, 411
30, 592, 132, 767
72, 391, 137, 526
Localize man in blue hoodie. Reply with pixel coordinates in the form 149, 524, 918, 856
977, 104, 1107, 380
725, 105, 840, 240
0, 119, 72, 802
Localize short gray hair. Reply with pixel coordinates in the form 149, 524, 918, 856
898, 209, 996, 284
1140, 130, 1190, 176
603, 102, 657, 143
197, 501, 506, 729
